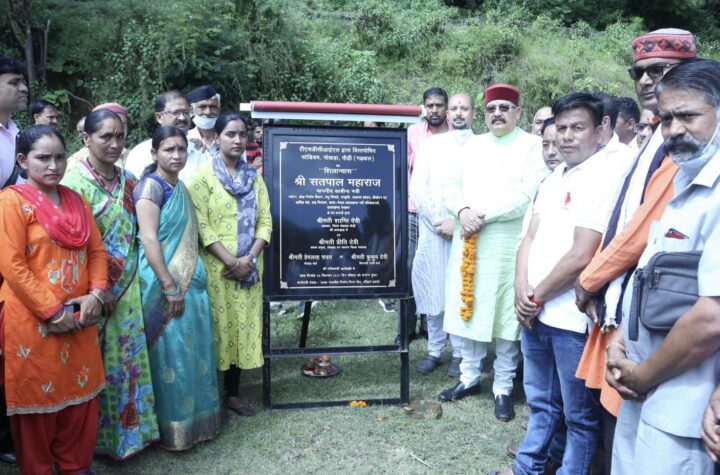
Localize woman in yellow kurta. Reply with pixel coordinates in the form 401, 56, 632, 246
188, 113, 271, 417
0, 125, 107, 474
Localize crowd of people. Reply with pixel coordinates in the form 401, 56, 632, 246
405, 28, 720, 475
0, 24, 720, 475
0, 61, 268, 473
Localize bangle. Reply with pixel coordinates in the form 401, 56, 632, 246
49, 310, 67, 324
529, 296, 544, 308
89, 290, 104, 305
458, 206, 470, 218
162, 280, 181, 296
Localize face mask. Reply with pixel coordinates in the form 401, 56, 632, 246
670, 114, 720, 180
193, 115, 217, 130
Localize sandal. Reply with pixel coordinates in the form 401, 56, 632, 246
224, 397, 256, 417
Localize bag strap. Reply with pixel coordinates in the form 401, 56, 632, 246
628, 269, 644, 341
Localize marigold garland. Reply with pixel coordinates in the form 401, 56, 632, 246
460, 232, 478, 321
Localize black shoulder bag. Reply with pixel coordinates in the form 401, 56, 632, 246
628, 251, 701, 341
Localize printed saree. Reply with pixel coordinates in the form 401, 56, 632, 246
62, 162, 159, 459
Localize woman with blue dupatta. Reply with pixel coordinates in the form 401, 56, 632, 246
188, 113, 271, 417
133, 126, 221, 450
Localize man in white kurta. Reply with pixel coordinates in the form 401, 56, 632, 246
438, 84, 548, 422
410, 93, 473, 377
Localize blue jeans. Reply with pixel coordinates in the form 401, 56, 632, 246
514, 320, 600, 475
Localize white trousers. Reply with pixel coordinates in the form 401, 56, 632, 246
613, 399, 714, 475
458, 337, 520, 397
426, 312, 461, 359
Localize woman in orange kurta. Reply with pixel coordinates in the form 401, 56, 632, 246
0, 125, 108, 475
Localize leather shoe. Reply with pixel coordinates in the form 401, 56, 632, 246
415, 354, 442, 374
506, 443, 519, 459
447, 357, 462, 378
0, 452, 15, 464
494, 394, 515, 421
437, 381, 481, 402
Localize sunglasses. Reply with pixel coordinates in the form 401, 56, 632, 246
627, 63, 673, 81
484, 104, 517, 114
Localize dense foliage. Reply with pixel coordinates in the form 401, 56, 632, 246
1, 0, 719, 144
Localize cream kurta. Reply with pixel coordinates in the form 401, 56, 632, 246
410, 130, 473, 316
443, 127, 548, 342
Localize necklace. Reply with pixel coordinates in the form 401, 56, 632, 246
155, 171, 177, 188
86, 158, 118, 182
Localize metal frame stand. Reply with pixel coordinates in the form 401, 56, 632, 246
262, 298, 410, 410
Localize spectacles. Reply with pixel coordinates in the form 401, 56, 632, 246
162, 109, 191, 118
633, 122, 653, 133
484, 104, 517, 114
627, 63, 673, 81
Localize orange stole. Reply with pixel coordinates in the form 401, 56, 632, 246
575, 324, 621, 416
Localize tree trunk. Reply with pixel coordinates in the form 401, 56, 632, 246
7, 0, 36, 96
40, 19, 50, 89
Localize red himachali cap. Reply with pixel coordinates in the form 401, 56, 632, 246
631, 28, 696, 62
484, 84, 520, 106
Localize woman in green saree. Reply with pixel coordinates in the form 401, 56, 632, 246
62, 109, 159, 459
133, 126, 221, 450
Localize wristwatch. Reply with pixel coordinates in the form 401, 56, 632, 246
246, 253, 258, 267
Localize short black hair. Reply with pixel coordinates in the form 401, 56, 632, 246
540, 117, 555, 137
552, 92, 604, 129
656, 58, 720, 110
29, 99, 55, 117
592, 92, 619, 129
154, 90, 186, 113
616, 97, 640, 123
422, 87, 448, 105
0, 55, 25, 76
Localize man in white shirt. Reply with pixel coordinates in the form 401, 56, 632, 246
614, 97, 641, 148
0, 54, 26, 465
594, 92, 635, 172
0, 55, 28, 189
125, 90, 191, 178
494, 93, 619, 475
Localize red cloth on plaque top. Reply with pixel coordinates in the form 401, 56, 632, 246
251, 101, 422, 116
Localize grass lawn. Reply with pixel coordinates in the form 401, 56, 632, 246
1, 300, 528, 474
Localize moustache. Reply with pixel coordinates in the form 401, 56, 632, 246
665, 134, 704, 161
492, 117, 506, 124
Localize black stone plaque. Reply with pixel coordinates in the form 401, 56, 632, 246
263, 125, 408, 299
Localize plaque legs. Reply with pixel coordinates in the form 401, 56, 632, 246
399, 298, 410, 404
298, 301, 313, 348
262, 300, 272, 409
